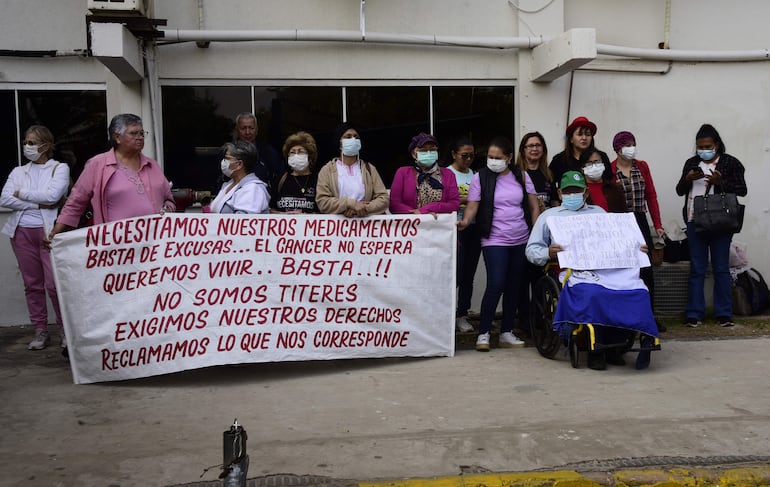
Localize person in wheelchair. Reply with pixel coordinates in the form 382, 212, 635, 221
525, 171, 658, 370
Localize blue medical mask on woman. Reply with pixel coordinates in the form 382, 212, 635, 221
697, 149, 717, 161
416, 151, 438, 168
561, 193, 585, 211
341, 138, 361, 156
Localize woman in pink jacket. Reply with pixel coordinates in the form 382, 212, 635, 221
51, 113, 175, 234
389, 132, 460, 216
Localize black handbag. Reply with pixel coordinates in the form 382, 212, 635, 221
692, 184, 745, 234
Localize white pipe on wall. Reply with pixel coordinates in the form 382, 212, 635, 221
159, 29, 545, 49
597, 44, 770, 62
159, 28, 770, 62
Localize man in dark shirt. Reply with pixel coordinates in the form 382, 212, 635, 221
233, 112, 285, 188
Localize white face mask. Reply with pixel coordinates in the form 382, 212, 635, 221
220, 158, 234, 178
486, 158, 508, 173
288, 153, 310, 172
23, 144, 44, 162
341, 138, 361, 156
620, 146, 636, 160
583, 163, 605, 180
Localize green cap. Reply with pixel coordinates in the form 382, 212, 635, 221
560, 171, 586, 190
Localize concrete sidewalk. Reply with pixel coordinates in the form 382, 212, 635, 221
1, 325, 769, 486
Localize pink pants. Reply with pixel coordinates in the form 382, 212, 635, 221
10, 226, 63, 332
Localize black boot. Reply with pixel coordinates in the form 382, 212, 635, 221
587, 352, 607, 370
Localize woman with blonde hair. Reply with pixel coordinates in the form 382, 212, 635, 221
1, 125, 70, 350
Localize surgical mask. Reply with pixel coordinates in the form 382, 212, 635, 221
288, 153, 310, 172
220, 158, 234, 178
416, 151, 438, 168
341, 138, 361, 156
23, 144, 43, 162
697, 149, 717, 161
583, 163, 605, 180
620, 146, 636, 160
561, 193, 585, 211
486, 158, 508, 173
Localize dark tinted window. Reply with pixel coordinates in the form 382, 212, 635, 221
346, 87, 430, 186
252, 87, 343, 167
0, 91, 17, 184
162, 86, 251, 193
162, 86, 342, 192
433, 86, 514, 170
2, 90, 108, 182
160, 84, 514, 192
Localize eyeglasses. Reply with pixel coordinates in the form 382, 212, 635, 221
524, 143, 543, 150
458, 153, 474, 160
125, 130, 148, 138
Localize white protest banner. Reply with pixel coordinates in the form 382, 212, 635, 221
51, 213, 456, 384
546, 212, 650, 270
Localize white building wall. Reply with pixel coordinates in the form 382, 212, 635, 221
156, 0, 521, 81
1, 0, 769, 325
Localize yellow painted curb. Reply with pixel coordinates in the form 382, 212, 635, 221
360, 467, 770, 487
360, 470, 602, 487
614, 466, 770, 486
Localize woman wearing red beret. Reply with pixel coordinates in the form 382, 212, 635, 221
549, 116, 610, 206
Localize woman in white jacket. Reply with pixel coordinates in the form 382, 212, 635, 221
210, 141, 270, 214
0, 125, 70, 351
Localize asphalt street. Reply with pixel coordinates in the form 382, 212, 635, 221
1, 325, 769, 486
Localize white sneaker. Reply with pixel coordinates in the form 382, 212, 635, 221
475, 332, 490, 351
455, 316, 474, 333
28, 330, 50, 350
499, 331, 525, 348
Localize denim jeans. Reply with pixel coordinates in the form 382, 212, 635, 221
456, 223, 482, 317
685, 222, 733, 319
479, 244, 527, 334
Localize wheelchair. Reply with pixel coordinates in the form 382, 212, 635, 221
529, 263, 660, 368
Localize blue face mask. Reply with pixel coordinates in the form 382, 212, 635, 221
341, 138, 361, 156
697, 149, 717, 161
416, 151, 439, 168
561, 192, 585, 211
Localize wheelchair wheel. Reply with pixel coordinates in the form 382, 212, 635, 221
529, 275, 562, 359
569, 337, 580, 368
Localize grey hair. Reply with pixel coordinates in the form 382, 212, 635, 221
108, 113, 143, 147
222, 141, 259, 174
235, 112, 257, 127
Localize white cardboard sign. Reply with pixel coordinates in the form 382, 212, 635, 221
546, 212, 650, 270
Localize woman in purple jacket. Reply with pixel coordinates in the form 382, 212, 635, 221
389, 133, 460, 216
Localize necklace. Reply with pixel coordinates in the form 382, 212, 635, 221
118, 163, 145, 194
293, 174, 310, 194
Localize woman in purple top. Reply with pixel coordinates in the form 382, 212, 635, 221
389, 132, 460, 216
458, 137, 540, 351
